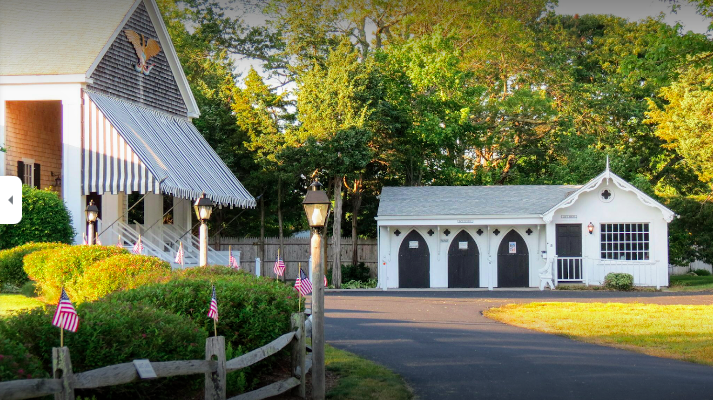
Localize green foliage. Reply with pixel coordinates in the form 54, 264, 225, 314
0, 242, 69, 288
694, 269, 712, 276
341, 279, 378, 289
603, 273, 635, 291
0, 337, 47, 382
76, 254, 171, 302
336, 263, 372, 283
108, 266, 299, 351
0, 302, 206, 398
23, 245, 128, 301
0, 186, 74, 250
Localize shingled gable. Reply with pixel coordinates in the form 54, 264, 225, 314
86, 0, 198, 117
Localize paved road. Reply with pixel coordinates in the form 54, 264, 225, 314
324, 290, 713, 400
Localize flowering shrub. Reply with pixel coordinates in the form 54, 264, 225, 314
0, 242, 69, 288
0, 337, 47, 382
23, 245, 128, 301
603, 272, 635, 291
76, 254, 171, 302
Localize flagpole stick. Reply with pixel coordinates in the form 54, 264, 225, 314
181, 242, 184, 269
60, 315, 64, 348
213, 318, 217, 337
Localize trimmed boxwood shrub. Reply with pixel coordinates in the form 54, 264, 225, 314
109, 266, 299, 351
0, 337, 48, 382
603, 272, 634, 291
0, 242, 69, 288
24, 245, 128, 301
693, 269, 711, 276
0, 301, 207, 398
76, 254, 171, 302
0, 186, 74, 250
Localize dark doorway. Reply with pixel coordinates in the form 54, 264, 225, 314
448, 230, 479, 288
556, 224, 582, 280
497, 230, 529, 287
399, 230, 430, 288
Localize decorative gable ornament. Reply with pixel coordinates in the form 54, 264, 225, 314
124, 30, 161, 75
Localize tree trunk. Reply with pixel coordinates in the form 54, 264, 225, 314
259, 195, 265, 271
332, 175, 343, 288
278, 176, 285, 281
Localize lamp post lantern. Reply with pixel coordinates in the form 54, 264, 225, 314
194, 193, 214, 266
85, 200, 99, 245
302, 178, 330, 400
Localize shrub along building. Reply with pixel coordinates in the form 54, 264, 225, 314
0, 0, 255, 265
376, 162, 675, 290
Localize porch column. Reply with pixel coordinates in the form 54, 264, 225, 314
62, 97, 83, 243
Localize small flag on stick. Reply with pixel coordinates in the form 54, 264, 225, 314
208, 285, 219, 321
229, 246, 239, 269
96, 233, 101, 246
175, 242, 184, 266
117, 235, 123, 248
324, 274, 328, 288
295, 268, 312, 296
274, 253, 286, 277
132, 235, 144, 254
52, 288, 78, 348
82, 233, 87, 245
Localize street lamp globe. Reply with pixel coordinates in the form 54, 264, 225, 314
302, 179, 331, 228
85, 200, 99, 223
194, 193, 214, 222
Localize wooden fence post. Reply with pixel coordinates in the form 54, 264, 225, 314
52, 347, 74, 400
205, 336, 226, 400
291, 313, 306, 398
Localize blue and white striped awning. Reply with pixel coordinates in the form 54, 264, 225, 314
82, 91, 255, 208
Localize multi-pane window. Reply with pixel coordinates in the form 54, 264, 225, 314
600, 223, 649, 261
23, 163, 33, 186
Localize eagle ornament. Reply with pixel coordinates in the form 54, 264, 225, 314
124, 30, 161, 75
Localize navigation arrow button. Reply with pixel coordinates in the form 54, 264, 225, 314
8, 196, 12, 205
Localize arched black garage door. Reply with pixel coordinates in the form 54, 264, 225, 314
399, 230, 430, 288
497, 230, 529, 288
448, 230, 479, 288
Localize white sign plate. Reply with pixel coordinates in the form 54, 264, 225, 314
560, 215, 577, 219
457, 220, 474, 224
133, 359, 157, 379
509, 242, 516, 254
409, 241, 418, 249
459, 241, 468, 250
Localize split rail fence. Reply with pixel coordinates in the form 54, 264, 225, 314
0, 313, 309, 400
211, 236, 377, 278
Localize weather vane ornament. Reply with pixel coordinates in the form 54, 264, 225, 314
124, 30, 161, 75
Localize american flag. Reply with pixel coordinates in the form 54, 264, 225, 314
96, 235, 102, 246
132, 235, 143, 254
116, 235, 123, 248
324, 275, 328, 288
175, 242, 184, 265
82, 233, 87, 245
229, 248, 239, 269
274, 256, 286, 277
295, 268, 312, 296
207, 285, 218, 321
52, 288, 78, 332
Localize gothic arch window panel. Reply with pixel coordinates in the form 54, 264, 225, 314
497, 230, 529, 288
448, 230, 479, 288
398, 230, 430, 288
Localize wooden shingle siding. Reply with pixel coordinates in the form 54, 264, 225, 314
88, 2, 188, 117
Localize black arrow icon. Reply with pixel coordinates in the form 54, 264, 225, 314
8, 196, 12, 205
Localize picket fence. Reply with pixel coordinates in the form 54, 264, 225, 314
0, 313, 309, 400
211, 236, 377, 279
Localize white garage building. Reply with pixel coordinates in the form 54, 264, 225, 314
376, 163, 675, 290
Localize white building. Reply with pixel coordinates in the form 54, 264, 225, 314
376, 163, 675, 289
0, 0, 255, 265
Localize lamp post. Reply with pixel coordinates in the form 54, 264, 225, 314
85, 200, 99, 245
302, 178, 330, 400
194, 193, 214, 266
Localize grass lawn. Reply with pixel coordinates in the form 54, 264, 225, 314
0, 293, 43, 317
326, 344, 412, 400
485, 302, 713, 366
669, 275, 713, 291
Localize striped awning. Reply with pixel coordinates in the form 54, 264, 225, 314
82, 91, 256, 208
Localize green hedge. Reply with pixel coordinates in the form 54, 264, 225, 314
0, 301, 207, 398
0, 337, 48, 382
24, 245, 128, 301
603, 272, 634, 291
109, 266, 300, 351
76, 254, 171, 302
0, 242, 69, 288
0, 186, 74, 250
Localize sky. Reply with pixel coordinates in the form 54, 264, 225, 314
231, 0, 711, 85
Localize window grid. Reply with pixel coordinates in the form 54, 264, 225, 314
23, 163, 33, 187
600, 223, 649, 261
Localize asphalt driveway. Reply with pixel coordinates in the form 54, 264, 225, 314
324, 290, 713, 400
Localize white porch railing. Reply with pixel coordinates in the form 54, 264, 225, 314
556, 256, 583, 282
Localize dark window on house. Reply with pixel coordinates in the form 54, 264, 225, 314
600, 223, 649, 261
163, 195, 173, 225
127, 193, 144, 225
